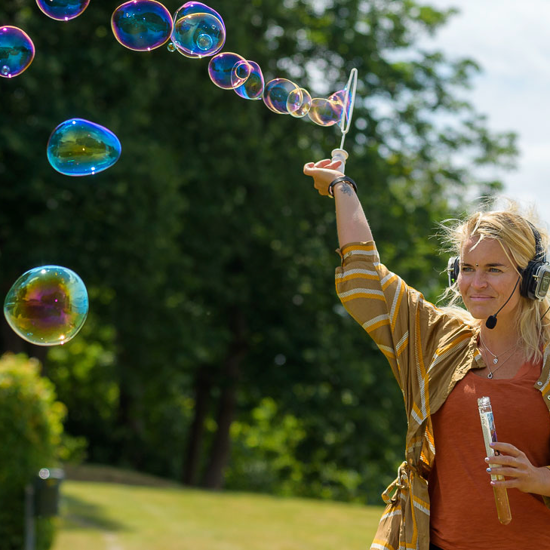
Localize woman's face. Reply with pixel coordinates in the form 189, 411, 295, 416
458, 236, 522, 322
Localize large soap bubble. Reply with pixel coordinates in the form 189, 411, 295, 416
112, 0, 173, 52
47, 118, 122, 177
171, 7, 225, 58
4, 265, 89, 346
234, 61, 264, 100
263, 79, 299, 114
0, 26, 35, 79
36, 0, 90, 21
208, 52, 251, 89
308, 98, 344, 127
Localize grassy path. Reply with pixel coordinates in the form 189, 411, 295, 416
52, 478, 383, 550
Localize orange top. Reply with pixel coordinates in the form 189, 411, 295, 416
429, 360, 550, 549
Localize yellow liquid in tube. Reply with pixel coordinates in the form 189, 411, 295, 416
477, 396, 512, 525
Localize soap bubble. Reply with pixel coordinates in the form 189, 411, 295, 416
208, 52, 251, 89
171, 2, 225, 58
171, 11, 225, 57
0, 26, 35, 79
329, 89, 352, 129
47, 118, 122, 177
287, 87, 312, 118
112, 0, 173, 52
4, 265, 89, 346
263, 79, 298, 114
36, 0, 90, 21
308, 98, 344, 127
234, 61, 264, 100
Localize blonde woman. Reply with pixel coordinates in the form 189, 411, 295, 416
304, 158, 550, 550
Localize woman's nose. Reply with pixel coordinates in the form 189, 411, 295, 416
471, 270, 488, 288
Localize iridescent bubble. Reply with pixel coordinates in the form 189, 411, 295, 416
4, 266, 89, 346
112, 0, 173, 52
171, 11, 225, 57
47, 118, 122, 177
36, 0, 90, 21
208, 52, 251, 90
0, 26, 35, 79
263, 79, 298, 114
287, 87, 312, 118
234, 61, 264, 100
329, 89, 351, 128
308, 98, 344, 127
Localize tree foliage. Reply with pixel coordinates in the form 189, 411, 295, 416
0, 353, 65, 550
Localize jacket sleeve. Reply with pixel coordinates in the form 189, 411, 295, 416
335, 241, 461, 392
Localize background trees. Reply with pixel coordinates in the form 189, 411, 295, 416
0, 0, 516, 501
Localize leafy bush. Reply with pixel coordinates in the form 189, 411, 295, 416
0, 353, 66, 550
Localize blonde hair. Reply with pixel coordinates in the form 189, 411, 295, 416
439, 198, 550, 363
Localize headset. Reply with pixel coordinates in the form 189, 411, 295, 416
447, 223, 550, 302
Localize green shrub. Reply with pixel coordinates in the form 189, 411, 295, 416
0, 353, 66, 550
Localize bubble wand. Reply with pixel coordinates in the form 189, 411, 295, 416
331, 68, 358, 174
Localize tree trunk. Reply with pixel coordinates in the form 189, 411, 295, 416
202, 307, 247, 490
182, 364, 213, 486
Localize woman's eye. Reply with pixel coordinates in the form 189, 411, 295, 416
489, 267, 502, 273
461, 266, 474, 272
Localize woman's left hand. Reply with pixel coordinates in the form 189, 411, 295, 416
486, 442, 550, 497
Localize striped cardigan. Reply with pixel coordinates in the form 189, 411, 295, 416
335, 241, 550, 550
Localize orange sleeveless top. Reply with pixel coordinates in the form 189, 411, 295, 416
429, 360, 550, 549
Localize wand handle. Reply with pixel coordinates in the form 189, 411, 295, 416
331, 148, 349, 174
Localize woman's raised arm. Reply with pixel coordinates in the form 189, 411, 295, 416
303, 159, 372, 247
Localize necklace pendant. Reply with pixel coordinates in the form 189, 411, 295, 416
487, 372, 494, 379
493, 358, 498, 364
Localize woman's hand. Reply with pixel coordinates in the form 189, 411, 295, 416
303, 159, 344, 196
486, 442, 550, 497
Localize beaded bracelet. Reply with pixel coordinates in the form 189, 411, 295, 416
328, 176, 358, 198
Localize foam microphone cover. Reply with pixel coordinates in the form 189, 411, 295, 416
485, 315, 497, 329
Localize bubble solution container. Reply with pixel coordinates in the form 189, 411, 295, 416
477, 396, 512, 525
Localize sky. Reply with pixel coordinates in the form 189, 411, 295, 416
421, 0, 550, 222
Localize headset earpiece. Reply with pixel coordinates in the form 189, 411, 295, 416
447, 256, 460, 287
520, 224, 550, 301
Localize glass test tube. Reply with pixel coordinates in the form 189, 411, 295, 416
477, 396, 512, 525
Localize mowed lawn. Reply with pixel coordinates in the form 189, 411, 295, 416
52, 467, 383, 550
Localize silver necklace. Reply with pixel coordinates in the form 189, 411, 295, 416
479, 334, 516, 365
483, 351, 516, 379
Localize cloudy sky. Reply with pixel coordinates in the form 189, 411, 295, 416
421, 0, 550, 222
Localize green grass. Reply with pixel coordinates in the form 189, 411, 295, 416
52, 467, 383, 550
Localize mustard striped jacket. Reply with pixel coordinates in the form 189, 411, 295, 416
335, 241, 550, 550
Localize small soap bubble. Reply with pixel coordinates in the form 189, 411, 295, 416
167, 41, 176, 52
36, 0, 90, 21
263, 78, 298, 114
208, 52, 251, 89
287, 87, 312, 118
112, 0, 173, 52
308, 98, 344, 127
171, 11, 225, 57
47, 118, 122, 177
234, 61, 264, 100
4, 265, 89, 346
0, 26, 35, 79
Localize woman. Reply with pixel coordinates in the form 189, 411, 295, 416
303, 158, 550, 550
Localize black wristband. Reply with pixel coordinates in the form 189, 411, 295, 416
328, 176, 357, 198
